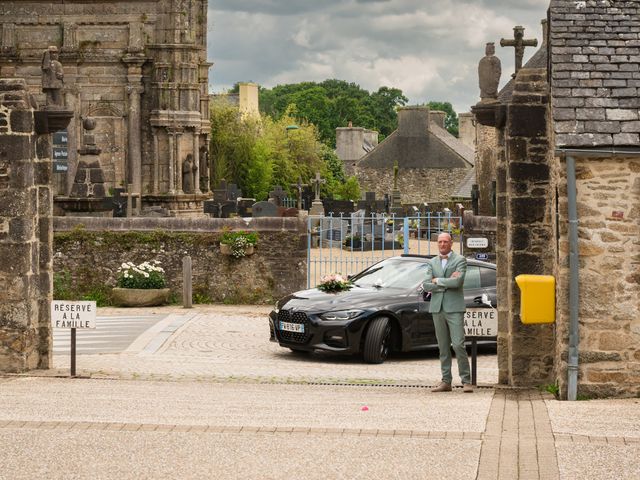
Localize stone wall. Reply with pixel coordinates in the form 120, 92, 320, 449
52, 217, 307, 305
354, 167, 470, 204
554, 156, 640, 398
498, 68, 556, 387
475, 123, 500, 216
0, 78, 52, 372
462, 212, 497, 263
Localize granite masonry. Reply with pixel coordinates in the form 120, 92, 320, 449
0, 78, 53, 372
550, 0, 640, 398
0, 1, 211, 215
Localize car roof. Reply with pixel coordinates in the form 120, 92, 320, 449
398, 254, 496, 269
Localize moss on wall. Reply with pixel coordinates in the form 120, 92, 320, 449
53, 226, 306, 305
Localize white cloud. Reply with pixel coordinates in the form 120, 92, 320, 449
208, 0, 550, 113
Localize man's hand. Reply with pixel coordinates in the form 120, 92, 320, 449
432, 277, 439, 284
451, 271, 461, 278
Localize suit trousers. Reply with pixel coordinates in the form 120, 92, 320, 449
432, 310, 471, 385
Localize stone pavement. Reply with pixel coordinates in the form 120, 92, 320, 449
1, 306, 638, 479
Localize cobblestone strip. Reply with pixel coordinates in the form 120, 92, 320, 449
476, 390, 560, 480
554, 433, 640, 445
0, 420, 483, 439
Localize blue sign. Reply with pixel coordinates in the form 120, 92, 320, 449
53, 162, 68, 173
53, 130, 68, 146
475, 253, 490, 261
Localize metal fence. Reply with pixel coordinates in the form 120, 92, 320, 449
282, 197, 307, 209
307, 212, 464, 288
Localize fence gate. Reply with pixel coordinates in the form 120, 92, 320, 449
307, 213, 464, 288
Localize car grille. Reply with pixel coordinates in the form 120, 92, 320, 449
277, 310, 310, 344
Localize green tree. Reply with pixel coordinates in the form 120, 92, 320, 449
258, 80, 407, 147
426, 101, 459, 137
211, 100, 349, 200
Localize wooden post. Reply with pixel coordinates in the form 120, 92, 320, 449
182, 255, 192, 308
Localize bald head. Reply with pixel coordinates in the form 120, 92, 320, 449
437, 232, 453, 256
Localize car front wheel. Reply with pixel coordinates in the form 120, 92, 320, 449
363, 316, 391, 364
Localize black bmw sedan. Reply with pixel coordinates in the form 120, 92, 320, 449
269, 255, 497, 364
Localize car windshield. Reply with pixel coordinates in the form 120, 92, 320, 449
351, 258, 427, 289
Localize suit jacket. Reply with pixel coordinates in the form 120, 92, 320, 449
422, 251, 467, 313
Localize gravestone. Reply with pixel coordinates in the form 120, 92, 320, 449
290, 177, 309, 210
318, 218, 349, 247
293, 185, 311, 209
220, 202, 237, 218
357, 192, 386, 216
323, 199, 355, 216
309, 172, 326, 216
268, 185, 286, 206
236, 198, 255, 217
252, 200, 278, 217
203, 200, 219, 217
282, 207, 299, 217
112, 187, 127, 217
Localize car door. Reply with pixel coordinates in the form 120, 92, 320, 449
463, 265, 484, 308
412, 289, 436, 346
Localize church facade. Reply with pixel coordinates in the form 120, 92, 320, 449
0, 0, 211, 214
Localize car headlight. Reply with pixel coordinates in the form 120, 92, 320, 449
319, 310, 364, 321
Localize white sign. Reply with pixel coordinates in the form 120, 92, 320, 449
466, 237, 489, 249
51, 301, 97, 329
464, 308, 497, 337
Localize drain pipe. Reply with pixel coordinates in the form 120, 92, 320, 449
565, 154, 579, 402
558, 146, 640, 400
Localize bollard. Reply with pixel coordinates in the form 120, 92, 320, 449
182, 255, 193, 308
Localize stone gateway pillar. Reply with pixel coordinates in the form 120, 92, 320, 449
0, 78, 54, 372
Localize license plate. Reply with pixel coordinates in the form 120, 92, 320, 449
280, 321, 304, 333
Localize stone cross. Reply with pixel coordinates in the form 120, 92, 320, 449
312, 172, 326, 201
290, 177, 309, 210
268, 185, 286, 206
500, 26, 537, 77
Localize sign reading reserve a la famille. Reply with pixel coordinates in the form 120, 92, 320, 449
51, 301, 97, 329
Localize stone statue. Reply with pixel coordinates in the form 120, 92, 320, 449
41, 46, 64, 108
182, 154, 198, 193
478, 43, 501, 102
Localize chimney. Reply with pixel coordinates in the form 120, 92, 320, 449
457, 112, 476, 149
239, 82, 259, 117
541, 19, 548, 46
397, 106, 430, 137
430, 110, 446, 129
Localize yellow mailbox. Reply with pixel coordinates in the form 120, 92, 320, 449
515, 275, 556, 324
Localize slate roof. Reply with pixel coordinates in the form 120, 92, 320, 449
357, 114, 474, 170
550, 0, 640, 148
453, 167, 476, 199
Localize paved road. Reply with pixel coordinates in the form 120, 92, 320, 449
53, 314, 169, 355
2, 306, 639, 479
51, 306, 498, 385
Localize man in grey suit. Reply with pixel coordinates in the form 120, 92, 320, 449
422, 232, 472, 393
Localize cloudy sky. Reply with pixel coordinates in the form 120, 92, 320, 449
207, 0, 550, 114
